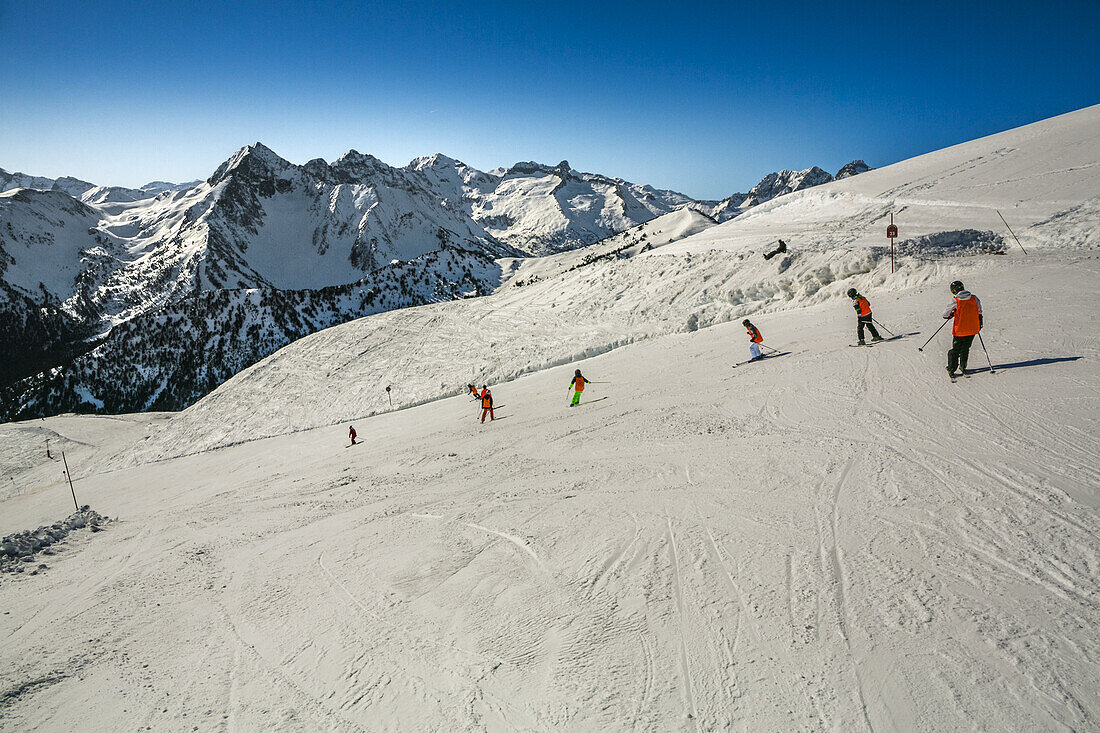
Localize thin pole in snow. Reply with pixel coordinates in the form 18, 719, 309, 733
386, 385, 392, 407
996, 210, 1028, 255
61, 451, 79, 511
46, 438, 51, 459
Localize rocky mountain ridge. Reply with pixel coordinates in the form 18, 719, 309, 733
1, 146, 866, 419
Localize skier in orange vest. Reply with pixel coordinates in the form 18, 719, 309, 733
479, 386, 494, 422
467, 383, 479, 400
569, 369, 591, 407
847, 288, 884, 345
943, 280, 983, 377
743, 319, 764, 361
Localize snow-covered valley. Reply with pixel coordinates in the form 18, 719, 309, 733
0, 106, 1098, 730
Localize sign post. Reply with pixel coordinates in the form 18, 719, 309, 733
886, 214, 898, 274
386, 385, 392, 407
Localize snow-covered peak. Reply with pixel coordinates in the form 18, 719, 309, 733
208, 142, 292, 186
0, 168, 95, 197
409, 152, 461, 171
740, 166, 833, 208
835, 160, 872, 179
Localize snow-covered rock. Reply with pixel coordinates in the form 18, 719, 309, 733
835, 159, 872, 179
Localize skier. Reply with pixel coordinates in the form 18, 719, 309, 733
467, 383, 479, 400
349, 426, 357, 445
943, 280, 982, 377
763, 239, 787, 260
569, 369, 591, 407
847, 288, 884, 345
743, 319, 764, 361
479, 386, 494, 423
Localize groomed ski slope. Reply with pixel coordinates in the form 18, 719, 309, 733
113, 105, 1100, 464
1, 250, 1097, 731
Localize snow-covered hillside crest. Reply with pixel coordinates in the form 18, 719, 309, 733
1, 144, 852, 420
128, 105, 1100, 460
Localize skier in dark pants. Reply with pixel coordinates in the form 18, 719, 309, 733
943, 280, 983, 377
847, 288, 883, 345
479, 386, 494, 422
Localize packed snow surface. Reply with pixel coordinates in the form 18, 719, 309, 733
0, 106, 1098, 730
0, 252, 1096, 730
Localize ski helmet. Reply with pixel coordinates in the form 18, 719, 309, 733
847, 288, 858, 298
575, 369, 581, 376
742, 319, 751, 326
950, 280, 964, 294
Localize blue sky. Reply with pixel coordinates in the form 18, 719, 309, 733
1, 1, 1097, 199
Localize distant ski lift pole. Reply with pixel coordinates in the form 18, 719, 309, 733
886, 214, 899, 273
386, 385, 392, 406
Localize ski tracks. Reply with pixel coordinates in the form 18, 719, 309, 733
815, 456, 875, 732
665, 516, 699, 727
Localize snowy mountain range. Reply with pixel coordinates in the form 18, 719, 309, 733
0, 150, 864, 419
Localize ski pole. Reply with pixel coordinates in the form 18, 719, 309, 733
977, 333, 996, 373
872, 318, 896, 337
761, 344, 781, 354
917, 320, 949, 352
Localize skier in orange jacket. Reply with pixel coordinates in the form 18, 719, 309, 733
743, 319, 764, 361
479, 386, 494, 422
846, 288, 883, 345
943, 280, 983, 376
569, 369, 591, 407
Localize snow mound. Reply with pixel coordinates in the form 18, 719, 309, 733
1, 508, 109, 573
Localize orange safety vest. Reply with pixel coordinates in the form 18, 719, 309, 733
481, 391, 492, 408
952, 296, 981, 337
573, 376, 586, 391
855, 296, 871, 317
746, 324, 763, 343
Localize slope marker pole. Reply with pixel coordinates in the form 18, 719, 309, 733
61, 451, 79, 511
996, 210, 1027, 254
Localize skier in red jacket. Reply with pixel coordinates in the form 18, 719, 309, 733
743, 319, 764, 361
847, 288, 883, 345
349, 426, 357, 445
479, 386, 494, 423
944, 280, 983, 377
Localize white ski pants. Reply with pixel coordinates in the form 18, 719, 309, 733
749, 342, 762, 359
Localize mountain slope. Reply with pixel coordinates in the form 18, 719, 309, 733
0, 250, 1095, 730
124, 105, 1099, 460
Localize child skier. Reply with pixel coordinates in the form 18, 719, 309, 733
943, 280, 983, 377
847, 288, 884, 345
743, 319, 764, 361
569, 369, 591, 406
479, 386, 494, 422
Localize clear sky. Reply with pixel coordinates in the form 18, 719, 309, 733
1, 1, 1097, 199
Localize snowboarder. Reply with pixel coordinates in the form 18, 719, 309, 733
479, 386, 494, 423
349, 426, 357, 445
847, 288, 884, 345
569, 369, 591, 407
763, 240, 787, 260
743, 319, 764, 361
943, 280, 983, 377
